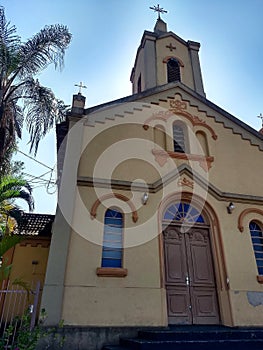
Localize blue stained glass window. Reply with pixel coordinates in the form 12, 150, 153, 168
101, 209, 123, 268
173, 124, 185, 153
249, 221, 263, 275
163, 202, 205, 224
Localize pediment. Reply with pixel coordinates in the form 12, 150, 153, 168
81, 82, 263, 151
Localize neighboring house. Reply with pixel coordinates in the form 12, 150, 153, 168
8, 213, 54, 287
2, 213, 53, 287
41, 15, 263, 340
1, 213, 53, 321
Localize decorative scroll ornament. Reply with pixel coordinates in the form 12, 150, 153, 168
163, 228, 182, 240
143, 99, 218, 140
178, 177, 194, 189
189, 230, 208, 242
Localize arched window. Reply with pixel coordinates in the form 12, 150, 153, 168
154, 125, 166, 149
167, 58, 181, 83
173, 123, 185, 153
163, 202, 205, 224
249, 221, 263, 275
101, 209, 123, 268
196, 131, 209, 156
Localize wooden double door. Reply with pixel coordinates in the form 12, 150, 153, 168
163, 225, 220, 325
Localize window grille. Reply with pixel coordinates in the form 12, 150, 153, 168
249, 221, 263, 275
163, 202, 205, 224
167, 58, 181, 83
173, 124, 185, 153
101, 209, 123, 268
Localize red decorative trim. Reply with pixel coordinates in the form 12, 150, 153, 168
238, 208, 263, 232
163, 56, 184, 66
257, 275, 263, 284
152, 149, 214, 172
96, 267, 128, 277
19, 238, 50, 248
142, 100, 218, 141
90, 193, 138, 223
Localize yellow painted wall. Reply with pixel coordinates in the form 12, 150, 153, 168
1, 238, 50, 321
58, 89, 263, 327
7, 239, 50, 287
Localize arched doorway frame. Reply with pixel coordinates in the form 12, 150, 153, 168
158, 191, 233, 326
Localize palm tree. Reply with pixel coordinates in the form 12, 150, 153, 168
0, 6, 72, 163
0, 175, 34, 280
0, 175, 34, 231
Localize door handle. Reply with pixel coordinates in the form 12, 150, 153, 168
185, 276, 190, 286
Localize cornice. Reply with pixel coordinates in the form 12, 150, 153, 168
77, 164, 263, 205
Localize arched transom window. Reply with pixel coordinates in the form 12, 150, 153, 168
249, 221, 263, 275
101, 208, 123, 268
163, 202, 205, 224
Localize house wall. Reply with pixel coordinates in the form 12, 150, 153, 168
7, 238, 50, 287
1, 238, 50, 321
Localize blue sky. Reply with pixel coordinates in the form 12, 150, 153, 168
2, 0, 263, 213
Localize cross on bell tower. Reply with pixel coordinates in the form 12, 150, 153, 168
149, 4, 168, 19
74, 81, 87, 95
258, 113, 263, 127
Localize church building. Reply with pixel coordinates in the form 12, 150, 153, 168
41, 8, 263, 343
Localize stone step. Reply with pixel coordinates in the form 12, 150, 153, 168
138, 327, 263, 341
119, 338, 263, 350
102, 326, 263, 350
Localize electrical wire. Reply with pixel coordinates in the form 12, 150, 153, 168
17, 150, 53, 170
17, 150, 58, 194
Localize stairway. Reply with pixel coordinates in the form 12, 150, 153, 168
102, 325, 263, 350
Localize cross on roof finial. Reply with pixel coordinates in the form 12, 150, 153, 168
150, 4, 168, 19
74, 81, 87, 94
258, 113, 263, 127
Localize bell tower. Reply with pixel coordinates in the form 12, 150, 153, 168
130, 12, 205, 97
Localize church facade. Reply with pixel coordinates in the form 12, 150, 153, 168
41, 17, 263, 329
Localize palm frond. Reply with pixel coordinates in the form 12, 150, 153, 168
0, 7, 71, 161
23, 79, 65, 154
0, 7, 20, 48
0, 176, 34, 212
12, 102, 23, 138
0, 7, 20, 89
0, 234, 22, 256
0, 176, 27, 193
17, 24, 71, 77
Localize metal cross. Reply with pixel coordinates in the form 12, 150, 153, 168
74, 82, 87, 94
149, 4, 168, 19
166, 43, 176, 52
258, 113, 263, 127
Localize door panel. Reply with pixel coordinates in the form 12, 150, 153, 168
164, 225, 219, 325
191, 288, 219, 324
164, 227, 187, 284
163, 227, 190, 323
187, 229, 215, 287
166, 286, 192, 324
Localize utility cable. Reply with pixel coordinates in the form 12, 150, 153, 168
17, 150, 53, 170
